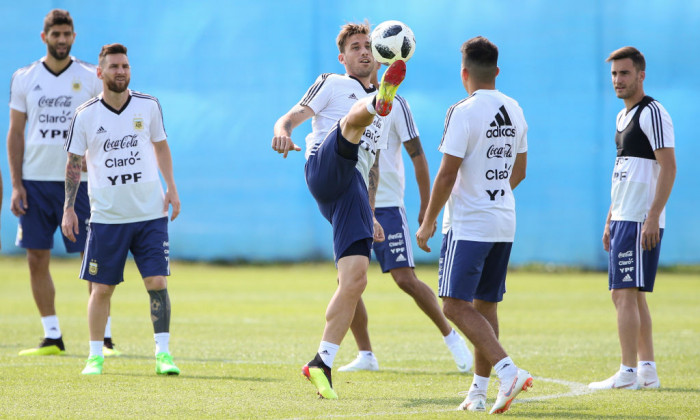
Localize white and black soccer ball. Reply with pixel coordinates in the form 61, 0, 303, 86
370, 20, 416, 65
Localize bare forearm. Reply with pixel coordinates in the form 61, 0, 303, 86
648, 166, 675, 219
7, 131, 24, 187
405, 138, 430, 209
423, 172, 455, 226
274, 105, 311, 137
64, 153, 82, 209
154, 141, 177, 190
368, 151, 380, 210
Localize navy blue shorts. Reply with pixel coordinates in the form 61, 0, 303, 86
15, 180, 90, 252
608, 220, 663, 292
373, 206, 414, 273
305, 123, 373, 262
80, 217, 170, 285
438, 229, 512, 303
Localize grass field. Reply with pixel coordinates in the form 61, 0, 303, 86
0, 256, 698, 419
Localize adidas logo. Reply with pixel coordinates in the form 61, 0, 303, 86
319, 350, 330, 355
486, 105, 515, 138
625, 368, 635, 373
622, 274, 633, 282
33, 84, 42, 91
96, 126, 107, 134
395, 254, 406, 262
348, 93, 358, 100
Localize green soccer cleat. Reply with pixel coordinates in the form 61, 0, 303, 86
102, 338, 122, 357
155, 352, 180, 375
81, 355, 104, 375
18, 337, 66, 356
302, 354, 338, 399
375, 59, 406, 116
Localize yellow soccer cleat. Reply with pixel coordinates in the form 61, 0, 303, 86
18, 337, 66, 356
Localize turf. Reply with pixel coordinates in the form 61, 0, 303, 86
0, 256, 698, 419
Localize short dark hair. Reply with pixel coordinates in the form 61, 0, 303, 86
606, 46, 646, 71
43, 9, 73, 33
99, 43, 128, 66
337, 21, 371, 53
461, 36, 499, 82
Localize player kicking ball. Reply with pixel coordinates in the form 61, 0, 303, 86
299, 58, 406, 399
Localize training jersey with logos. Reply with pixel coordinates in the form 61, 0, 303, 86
375, 95, 419, 208
611, 96, 674, 227
300, 73, 388, 186
9, 57, 101, 181
65, 90, 167, 224
439, 89, 528, 242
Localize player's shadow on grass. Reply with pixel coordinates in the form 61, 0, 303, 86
511, 412, 672, 419
107, 372, 281, 382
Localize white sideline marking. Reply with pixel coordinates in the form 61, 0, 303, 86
288, 375, 593, 419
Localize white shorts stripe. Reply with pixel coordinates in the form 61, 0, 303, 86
398, 207, 414, 267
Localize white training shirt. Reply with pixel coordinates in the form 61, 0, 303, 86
611, 100, 674, 227
65, 90, 167, 224
375, 95, 419, 208
439, 89, 528, 242
300, 73, 388, 186
9, 57, 101, 181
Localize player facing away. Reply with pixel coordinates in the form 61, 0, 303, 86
588, 47, 675, 391
339, 92, 473, 373
7, 9, 119, 357
416, 36, 532, 414
62, 43, 181, 376
271, 22, 405, 399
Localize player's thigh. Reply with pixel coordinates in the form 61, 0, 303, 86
474, 242, 512, 302
131, 217, 170, 279
373, 207, 413, 273
305, 122, 358, 202
16, 180, 60, 250
80, 223, 132, 285
438, 230, 494, 302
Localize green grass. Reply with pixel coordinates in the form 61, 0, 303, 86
0, 256, 698, 419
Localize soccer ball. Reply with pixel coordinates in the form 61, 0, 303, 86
370, 20, 416, 65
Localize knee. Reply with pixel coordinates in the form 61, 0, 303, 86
144, 276, 168, 291
442, 300, 460, 322
393, 271, 416, 294
341, 275, 367, 298
90, 284, 114, 300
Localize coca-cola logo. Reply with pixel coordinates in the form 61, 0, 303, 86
103, 135, 139, 152
38, 95, 72, 108
486, 143, 512, 159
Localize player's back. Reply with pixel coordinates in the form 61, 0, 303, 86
440, 90, 528, 242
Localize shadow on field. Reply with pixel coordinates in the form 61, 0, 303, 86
509, 413, 672, 419
107, 372, 281, 382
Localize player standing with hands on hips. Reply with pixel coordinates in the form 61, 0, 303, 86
7, 9, 119, 357
415, 36, 531, 414
588, 46, 675, 391
62, 43, 181, 376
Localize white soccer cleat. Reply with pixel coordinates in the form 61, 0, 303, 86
489, 368, 533, 414
447, 335, 473, 373
588, 371, 639, 390
457, 392, 486, 412
337, 354, 379, 372
637, 368, 660, 389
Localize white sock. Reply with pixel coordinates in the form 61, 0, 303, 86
104, 316, 112, 339
41, 315, 61, 339
154, 332, 170, 355
638, 361, 656, 371
365, 96, 377, 115
359, 350, 374, 359
443, 329, 461, 347
89, 341, 104, 357
470, 374, 490, 396
318, 341, 340, 368
619, 364, 636, 374
494, 356, 517, 381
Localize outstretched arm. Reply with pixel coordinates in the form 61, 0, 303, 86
153, 140, 181, 221
61, 153, 83, 242
415, 153, 462, 252
403, 136, 430, 224
272, 104, 314, 158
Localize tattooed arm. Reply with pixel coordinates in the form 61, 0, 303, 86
271, 104, 315, 158
369, 150, 385, 242
61, 152, 83, 242
403, 136, 430, 225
